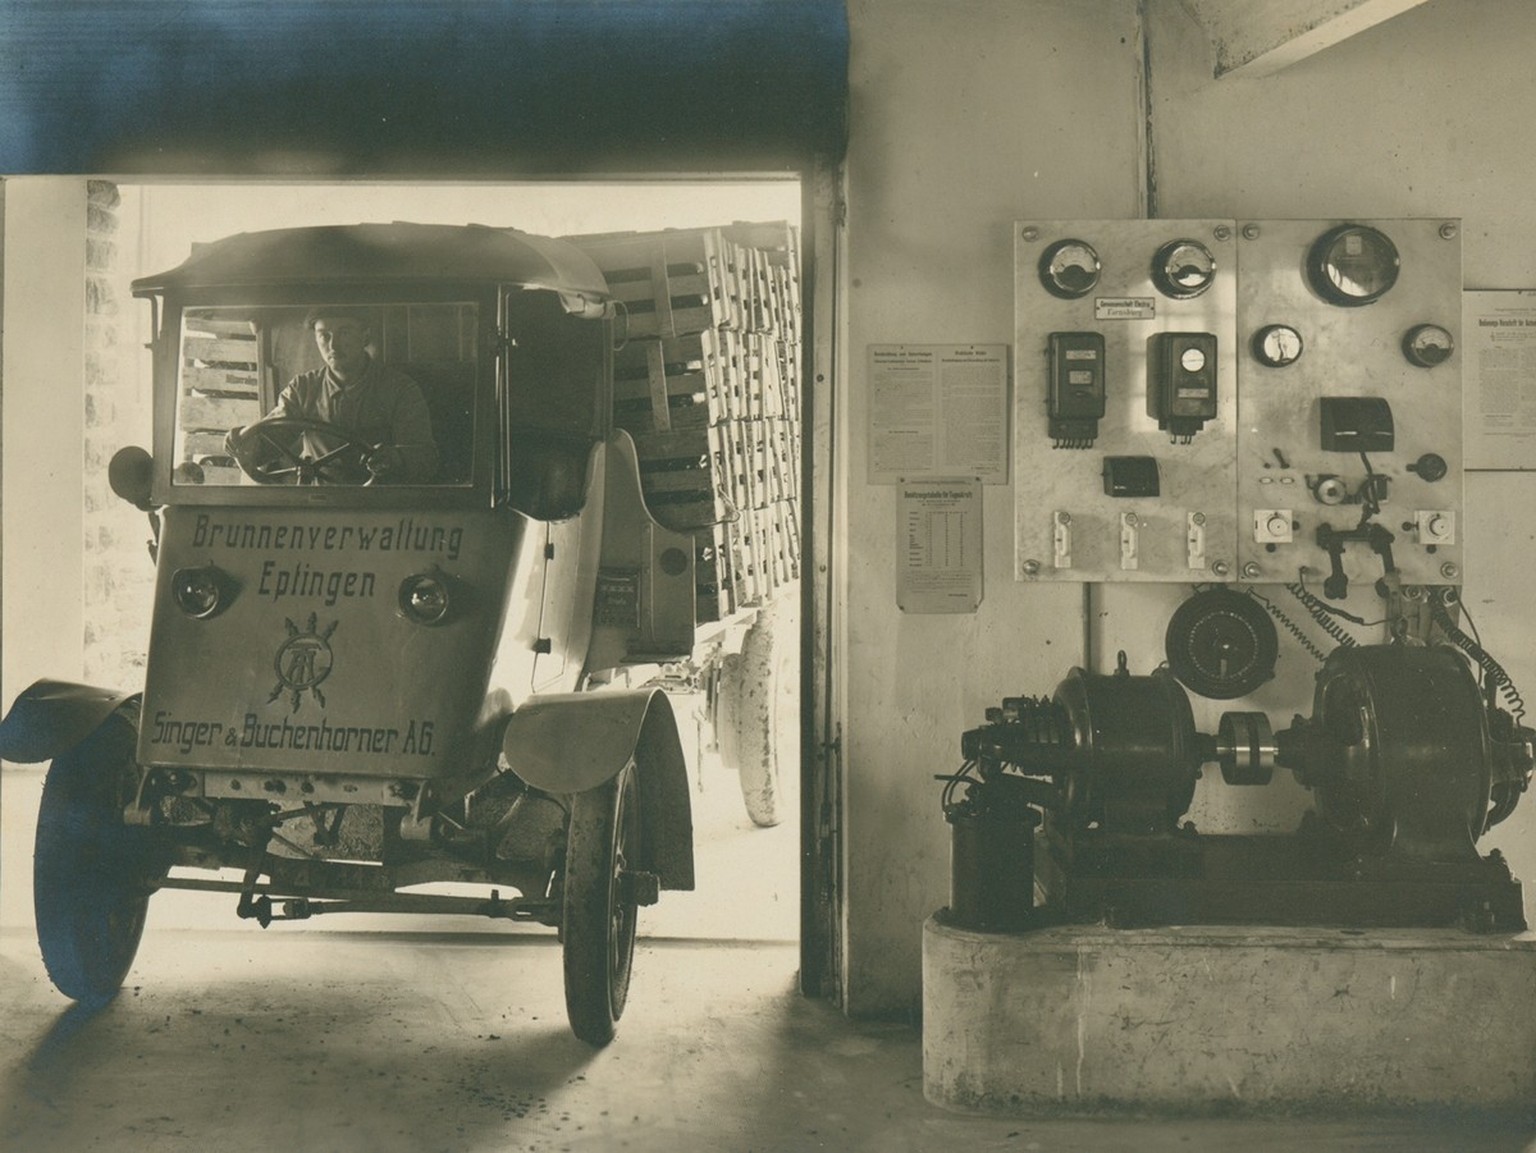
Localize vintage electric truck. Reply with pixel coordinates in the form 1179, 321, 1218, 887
0, 222, 792, 1045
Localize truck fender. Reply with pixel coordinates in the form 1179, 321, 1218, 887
502, 687, 694, 891
0, 680, 138, 764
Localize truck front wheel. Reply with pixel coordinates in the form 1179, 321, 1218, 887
561, 763, 640, 1046
34, 711, 162, 1006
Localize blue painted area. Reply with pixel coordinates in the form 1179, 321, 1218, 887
0, 0, 848, 172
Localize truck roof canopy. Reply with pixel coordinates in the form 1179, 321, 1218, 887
132, 222, 612, 308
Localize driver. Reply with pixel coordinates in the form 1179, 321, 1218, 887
228, 306, 439, 484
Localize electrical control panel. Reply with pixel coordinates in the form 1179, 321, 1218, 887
1015, 220, 1239, 582
1234, 218, 1462, 591
1014, 218, 1464, 589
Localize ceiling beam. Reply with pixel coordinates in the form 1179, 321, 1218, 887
1179, 0, 1434, 79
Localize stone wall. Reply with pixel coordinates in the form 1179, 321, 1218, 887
82, 180, 153, 688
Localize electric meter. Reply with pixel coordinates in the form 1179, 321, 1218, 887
1038, 239, 1102, 300
1306, 223, 1400, 307
1252, 323, 1304, 368
1147, 332, 1219, 442
1152, 238, 1217, 300
1403, 323, 1455, 367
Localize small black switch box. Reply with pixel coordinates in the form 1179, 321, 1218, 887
1102, 455, 1160, 498
1319, 396, 1394, 453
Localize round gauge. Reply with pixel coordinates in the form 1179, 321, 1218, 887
1403, 322, 1455, 367
1152, 238, 1217, 299
1306, 223, 1400, 307
1165, 588, 1279, 700
1179, 346, 1207, 372
1038, 238, 1102, 300
1252, 324, 1304, 367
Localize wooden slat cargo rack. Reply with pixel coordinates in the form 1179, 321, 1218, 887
569, 222, 802, 626
178, 314, 264, 485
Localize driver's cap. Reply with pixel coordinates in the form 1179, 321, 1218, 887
304, 305, 378, 331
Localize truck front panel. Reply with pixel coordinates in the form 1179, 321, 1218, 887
140, 506, 526, 780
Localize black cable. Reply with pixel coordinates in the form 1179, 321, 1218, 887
1245, 586, 1329, 663
1286, 581, 1361, 650
1458, 594, 1486, 650
936, 761, 982, 811
1292, 573, 1386, 627
1433, 600, 1526, 722
1486, 784, 1521, 830
1356, 452, 1380, 528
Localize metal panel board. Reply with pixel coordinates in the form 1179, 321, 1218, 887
1233, 218, 1463, 589
1014, 220, 1240, 582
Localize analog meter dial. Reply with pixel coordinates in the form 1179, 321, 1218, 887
1253, 324, 1304, 367
1403, 323, 1455, 367
1038, 238, 1102, 300
1152, 238, 1217, 299
1306, 223, 1400, 307
1165, 588, 1279, 700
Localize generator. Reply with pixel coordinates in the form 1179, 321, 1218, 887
943, 642, 1532, 933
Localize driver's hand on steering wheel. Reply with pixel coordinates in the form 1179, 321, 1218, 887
364, 446, 404, 478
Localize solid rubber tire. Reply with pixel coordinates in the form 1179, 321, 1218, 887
33, 711, 160, 1006
561, 764, 640, 1046
717, 596, 796, 828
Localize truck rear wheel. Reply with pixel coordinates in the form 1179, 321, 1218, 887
561, 763, 640, 1046
34, 711, 161, 1006
717, 596, 797, 828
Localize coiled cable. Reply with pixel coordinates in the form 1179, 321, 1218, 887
1244, 586, 1329, 663
1284, 582, 1361, 652
1432, 600, 1526, 723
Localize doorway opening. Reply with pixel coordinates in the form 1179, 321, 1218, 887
15, 177, 803, 947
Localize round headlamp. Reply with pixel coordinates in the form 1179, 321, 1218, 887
398, 571, 452, 626
171, 565, 228, 619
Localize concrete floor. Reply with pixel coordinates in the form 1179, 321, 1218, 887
2, 929, 1534, 1153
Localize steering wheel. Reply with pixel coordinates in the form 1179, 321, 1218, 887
227, 416, 381, 486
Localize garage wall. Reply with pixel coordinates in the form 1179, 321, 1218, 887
839, 0, 1536, 1014
2, 179, 88, 703
840, 0, 1145, 1015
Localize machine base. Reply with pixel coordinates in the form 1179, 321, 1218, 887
1045, 833, 1527, 933
923, 914, 1536, 1114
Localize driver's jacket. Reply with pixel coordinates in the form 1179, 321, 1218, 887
273, 359, 440, 483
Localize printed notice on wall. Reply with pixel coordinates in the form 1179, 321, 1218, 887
867, 344, 1008, 484
1465, 290, 1536, 468
897, 480, 982, 614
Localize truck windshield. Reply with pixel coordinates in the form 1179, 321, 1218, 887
173, 301, 480, 487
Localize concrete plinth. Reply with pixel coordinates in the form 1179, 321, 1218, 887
923, 913, 1536, 1113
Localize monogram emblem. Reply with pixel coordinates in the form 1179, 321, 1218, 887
270, 613, 337, 712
